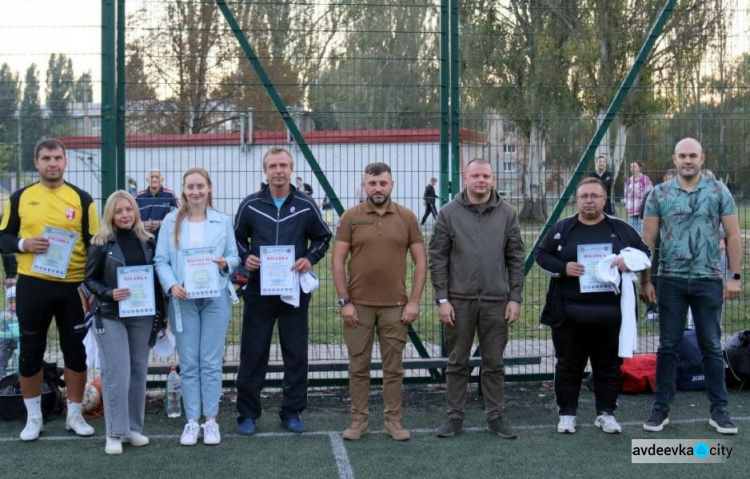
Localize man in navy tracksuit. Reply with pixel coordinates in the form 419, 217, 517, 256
234, 147, 331, 435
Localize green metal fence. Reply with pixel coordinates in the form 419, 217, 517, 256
1, 0, 750, 385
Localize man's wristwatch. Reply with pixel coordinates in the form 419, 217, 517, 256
730, 272, 742, 281
435, 298, 449, 306
337, 298, 352, 307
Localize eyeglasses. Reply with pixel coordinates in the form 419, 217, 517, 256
576, 194, 605, 200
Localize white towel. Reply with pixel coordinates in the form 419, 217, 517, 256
83, 327, 100, 369
280, 271, 319, 308
596, 248, 651, 358
280, 272, 301, 307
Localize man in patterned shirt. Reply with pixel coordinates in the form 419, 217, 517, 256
640, 138, 742, 435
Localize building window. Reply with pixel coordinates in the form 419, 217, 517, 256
503, 161, 516, 172
503, 143, 516, 153
503, 122, 516, 134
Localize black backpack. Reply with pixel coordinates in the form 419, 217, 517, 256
0, 363, 64, 421
677, 329, 705, 391
725, 330, 750, 390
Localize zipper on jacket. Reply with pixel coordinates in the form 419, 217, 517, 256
476, 211, 483, 297
276, 208, 281, 245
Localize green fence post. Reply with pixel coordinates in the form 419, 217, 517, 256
100, 0, 116, 200
116, 0, 126, 192
440, 0, 450, 204
449, 0, 460, 192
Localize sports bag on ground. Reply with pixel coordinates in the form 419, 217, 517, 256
0, 362, 64, 420
725, 329, 750, 390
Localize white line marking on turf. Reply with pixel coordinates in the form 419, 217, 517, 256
2, 416, 748, 442
329, 433, 355, 479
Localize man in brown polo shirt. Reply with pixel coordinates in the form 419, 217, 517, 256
332, 162, 427, 441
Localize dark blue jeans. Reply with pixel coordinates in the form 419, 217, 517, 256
654, 277, 727, 412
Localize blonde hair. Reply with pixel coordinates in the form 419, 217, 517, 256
173, 167, 214, 248
92, 190, 152, 246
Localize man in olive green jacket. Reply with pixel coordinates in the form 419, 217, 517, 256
429, 158, 525, 439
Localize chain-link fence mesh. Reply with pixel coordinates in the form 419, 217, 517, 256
1, 0, 749, 385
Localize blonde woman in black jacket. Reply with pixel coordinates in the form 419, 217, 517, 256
85, 190, 164, 455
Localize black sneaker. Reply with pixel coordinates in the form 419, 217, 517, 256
487, 417, 517, 439
709, 408, 738, 435
435, 419, 463, 438
643, 406, 669, 432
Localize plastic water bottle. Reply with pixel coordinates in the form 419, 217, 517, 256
166, 366, 182, 418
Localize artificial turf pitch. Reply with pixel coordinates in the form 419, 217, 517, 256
0, 382, 747, 479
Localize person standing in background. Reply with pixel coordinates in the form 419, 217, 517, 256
295, 177, 313, 196
136, 169, 179, 239
624, 161, 652, 233
420, 177, 439, 226
587, 156, 616, 216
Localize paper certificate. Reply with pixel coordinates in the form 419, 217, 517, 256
31, 226, 79, 278
577, 243, 614, 293
117, 265, 156, 317
182, 247, 220, 299
260, 245, 296, 296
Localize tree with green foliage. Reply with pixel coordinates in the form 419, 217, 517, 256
73, 71, 93, 103
461, 0, 583, 221
0, 63, 21, 180
128, 2, 235, 134
20, 64, 43, 170
307, 0, 438, 130
573, 0, 723, 187
46, 53, 75, 136
0, 63, 21, 143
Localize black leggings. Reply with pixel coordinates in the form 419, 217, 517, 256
16, 275, 87, 377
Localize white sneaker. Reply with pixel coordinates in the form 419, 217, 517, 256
595, 413, 622, 434
557, 415, 576, 434
20, 416, 44, 441
66, 413, 95, 436
123, 431, 150, 446
202, 420, 221, 445
105, 436, 123, 455
180, 421, 201, 446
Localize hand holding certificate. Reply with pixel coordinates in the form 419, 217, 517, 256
260, 245, 296, 296
182, 247, 221, 298
117, 265, 156, 317
577, 243, 615, 293
31, 226, 79, 278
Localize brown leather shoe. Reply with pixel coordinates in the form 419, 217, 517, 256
384, 420, 411, 441
342, 420, 369, 440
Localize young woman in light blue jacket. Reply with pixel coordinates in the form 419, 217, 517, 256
154, 167, 239, 446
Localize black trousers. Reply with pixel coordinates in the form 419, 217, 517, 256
236, 289, 311, 422
551, 317, 622, 416
420, 203, 438, 225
